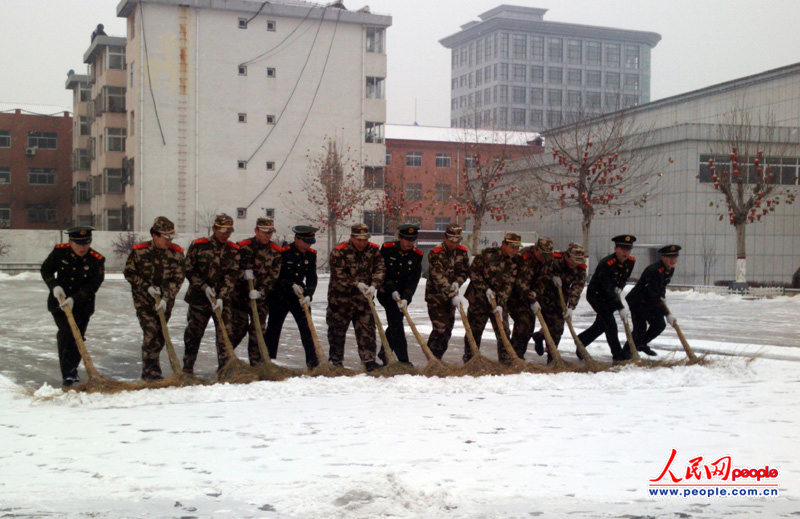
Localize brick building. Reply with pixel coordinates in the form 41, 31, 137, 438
0, 107, 73, 229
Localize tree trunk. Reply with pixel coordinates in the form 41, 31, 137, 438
328, 215, 338, 258
470, 213, 484, 254
581, 216, 591, 257
735, 222, 747, 283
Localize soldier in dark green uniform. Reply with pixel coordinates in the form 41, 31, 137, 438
509, 237, 554, 358
183, 214, 241, 373
377, 224, 423, 365
40, 226, 105, 386
624, 244, 681, 357
464, 231, 521, 364
230, 217, 282, 365
265, 225, 319, 368
425, 224, 470, 360
124, 216, 186, 380
577, 235, 637, 361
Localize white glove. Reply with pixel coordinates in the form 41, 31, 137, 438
618, 307, 629, 322
614, 287, 623, 295
249, 289, 261, 300
448, 281, 460, 297
147, 286, 161, 299
451, 295, 465, 307
666, 314, 677, 326
357, 282, 369, 295
563, 307, 574, 319
492, 305, 503, 317
59, 297, 74, 311
391, 290, 401, 301
154, 299, 167, 313
530, 302, 541, 314
52, 286, 66, 301
300, 296, 311, 306
244, 269, 255, 281
211, 298, 223, 312
204, 286, 217, 304
365, 285, 377, 298
551, 276, 562, 288
292, 284, 304, 298
485, 288, 495, 302
397, 299, 408, 310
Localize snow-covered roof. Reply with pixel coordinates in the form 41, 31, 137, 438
385, 124, 541, 146
0, 103, 71, 116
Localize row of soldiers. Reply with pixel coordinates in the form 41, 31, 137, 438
40, 215, 680, 386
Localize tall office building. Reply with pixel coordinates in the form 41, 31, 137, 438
440, 5, 660, 131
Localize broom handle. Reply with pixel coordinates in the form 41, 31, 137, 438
212, 302, 237, 358
486, 293, 521, 361
364, 293, 398, 365
153, 294, 182, 374
618, 299, 641, 361
553, 282, 596, 363
400, 305, 437, 362
663, 302, 698, 361
534, 306, 567, 367
247, 279, 275, 365
457, 302, 482, 358
58, 296, 100, 379
298, 294, 330, 367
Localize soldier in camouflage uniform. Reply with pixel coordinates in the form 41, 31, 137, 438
377, 224, 423, 365
230, 217, 282, 365
326, 223, 385, 370
509, 237, 554, 359
40, 227, 105, 386
532, 242, 587, 362
123, 217, 186, 380
463, 231, 521, 364
183, 214, 241, 373
425, 225, 470, 360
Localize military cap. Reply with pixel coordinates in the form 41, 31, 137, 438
66, 226, 94, 244
612, 234, 636, 249
293, 225, 318, 244
214, 213, 234, 230
503, 231, 522, 246
445, 224, 463, 243
566, 242, 587, 264
658, 244, 681, 257
151, 216, 175, 237
535, 236, 554, 256
398, 223, 420, 241
350, 223, 370, 239
256, 217, 275, 232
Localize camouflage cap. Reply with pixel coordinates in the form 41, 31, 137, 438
535, 236, 554, 256
503, 231, 522, 246
566, 242, 586, 264
256, 217, 275, 232
351, 223, 370, 239
214, 213, 234, 230
445, 224, 463, 243
151, 216, 175, 236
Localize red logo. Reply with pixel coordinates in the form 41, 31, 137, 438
650, 449, 779, 486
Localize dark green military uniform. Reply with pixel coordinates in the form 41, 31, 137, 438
40, 227, 105, 385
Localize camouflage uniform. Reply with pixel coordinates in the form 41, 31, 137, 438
508, 239, 554, 358
40, 227, 105, 385
123, 217, 186, 379
183, 214, 241, 372
326, 225, 385, 366
424, 227, 470, 359
463, 237, 519, 363
230, 218, 282, 365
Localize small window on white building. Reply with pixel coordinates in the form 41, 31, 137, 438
238, 18, 248, 29
238, 65, 247, 76
237, 208, 247, 218
366, 27, 385, 53
266, 114, 276, 124
238, 160, 247, 169
264, 208, 275, 218
266, 161, 275, 171
238, 113, 247, 123
267, 67, 277, 78
267, 20, 276, 31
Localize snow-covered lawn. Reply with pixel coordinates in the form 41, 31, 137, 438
1, 273, 798, 518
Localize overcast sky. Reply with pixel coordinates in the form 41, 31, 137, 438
1, 0, 798, 125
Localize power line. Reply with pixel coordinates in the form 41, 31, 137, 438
240, 4, 318, 66
139, 1, 166, 146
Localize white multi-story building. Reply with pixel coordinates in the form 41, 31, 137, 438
117, 0, 390, 245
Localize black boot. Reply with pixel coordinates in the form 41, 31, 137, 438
533, 332, 545, 356
638, 344, 658, 356
364, 361, 380, 372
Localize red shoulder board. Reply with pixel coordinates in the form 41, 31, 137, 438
382, 242, 396, 248
629, 256, 636, 262
193, 237, 210, 245
523, 253, 532, 261
577, 263, 587, 270
90, 250, 104, 260
431, 246, 444, 254
308, 248, 317, 254
237, 239, 253, 247
553, 252, 563, 259
335, 242, 348, 250
269, 242, 282, 252
169, 243, 184, 253
369, 242, 379, 248
132, 242, 149, 250
226, 241, 240, 250
606, 258, 617, 266
280, 245, 291, 252
457, 245, 468, 252
413, 248, 423, 256
657, 267, 664, 274
55, 243, 70, 249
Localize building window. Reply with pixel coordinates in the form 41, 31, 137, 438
499, 63, 508, 80
512, 34, 526, 59
604, 93, 620, 111
27, 205, 56, 223
566, 39, 581, 64
529, 88, 543, 105
364, 166, 385, 188
586, 41, 601, 66
605, 44, 620, 68
405, 183, 422, 201
364, 210, 384, 234
566, 91, 581, 108
108, 45, 125, 70
238, 65, 247, 76
79, 84, 91, 102
78, 116, 90, 136
27, 132, 57, 149
512, 86, 526, 104
28, 168, 56, 185
465, 156, 476, 169
624, 74, 640, 91
497, 85, 508, 103
435, 183, 452, 201
103, 86, 126, 112
104, 168, 124, 193
624, 45, 640, 69
267, 20, 276, 31
366, 76, 385, 99
622, 95, 638, 108
76, 181, 90, 203
530, 35, 544, 60
0, 166, 9, 184
530, 66, 544, 83
237, 207, 247, 219
366, 27, 385, 53
435, 153, 451, 168
547, 110, 562, 127
385, 151, 392, 166
267, 67, 276, 78
547, 37, 562, 62
530, 110, 543, 127
238, 160, 247, 169
73, 148, 90, 170
499, 32, 509, 58
264, 208, 275, 218
105, 128, 126, 152
239, 17, 248, 29
605, 72, 620, 90
512, 108, 526, 127
106, 209, 123, 231
266, 161, 275, 170
238, 113, 247, 123
512, 64, 526, 82
547, 68, 562, 84
364, 121, 384, 143
405, 151, 422, 167
404, 216, 422, 226
567, 69, 581, 86
0, 130, 10, 148
586, 92, 601, 110
434, 217, 451, 231
0, 204, 9, 228
266, 114, 276, 124
586, 70, 602, 88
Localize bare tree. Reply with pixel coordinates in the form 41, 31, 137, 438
378, 169, 425, 233
0, 236, 10, 258
195, 206, 219, 235
706, 108, 796, 284
293, 138, 372, 254
111, 232, 144, 258
701, 237, 717, 286
527, 109, 663, 252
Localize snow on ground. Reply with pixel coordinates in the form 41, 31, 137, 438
0, 273, 798, 518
